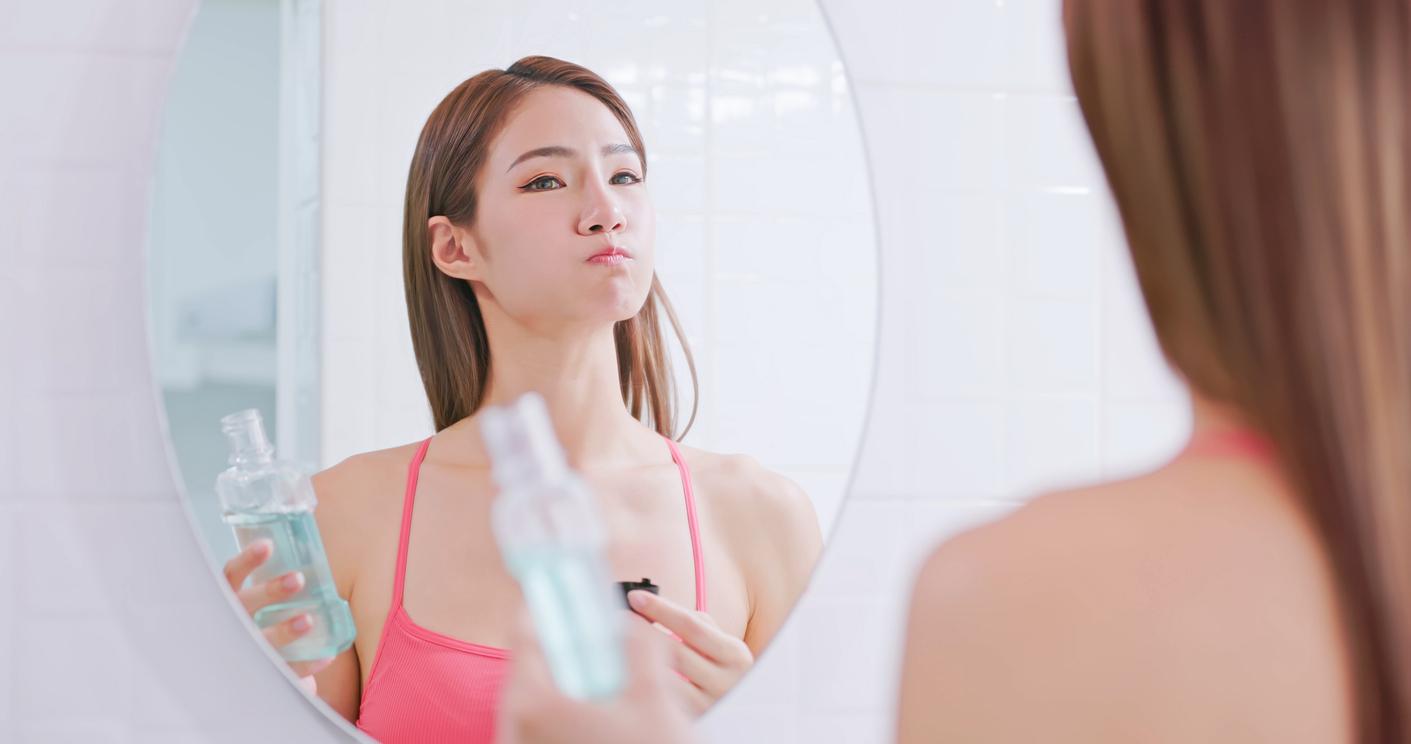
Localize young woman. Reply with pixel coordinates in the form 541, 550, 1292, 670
498, 1, 1411, 742
221, 56, 823, 743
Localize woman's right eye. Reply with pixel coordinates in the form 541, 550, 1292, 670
523, 175, 565, 192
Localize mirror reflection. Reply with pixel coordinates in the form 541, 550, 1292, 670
146, 0, 875, 740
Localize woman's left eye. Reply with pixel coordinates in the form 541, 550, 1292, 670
610, 172, 642, 185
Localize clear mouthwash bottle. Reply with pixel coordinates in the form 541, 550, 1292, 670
215, 408, 356, 663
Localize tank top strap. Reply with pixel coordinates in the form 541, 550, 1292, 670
391, 437, 433, 608
664, 437, 708, 612
1181, 427, 1275, 464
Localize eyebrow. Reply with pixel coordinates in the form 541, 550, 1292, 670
506, 143, 639, 172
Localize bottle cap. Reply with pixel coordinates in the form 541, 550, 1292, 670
618, 577, 660, 608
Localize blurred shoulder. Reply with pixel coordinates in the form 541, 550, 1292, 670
902, 464, 1351, 742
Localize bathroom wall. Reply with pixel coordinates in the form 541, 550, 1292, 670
317, 0, 876, 538
0, 1, 1186, 742
700, 1, 1190, 741
0, 1, 355, 740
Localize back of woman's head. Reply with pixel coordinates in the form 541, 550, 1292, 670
1064, 1, 1411, 739
402, 55, 696, 437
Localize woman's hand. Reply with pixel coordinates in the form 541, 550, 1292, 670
221, 539, 335, 693
498, 608, 695, 744
626, 590, 754, 714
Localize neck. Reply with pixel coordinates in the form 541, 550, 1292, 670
467, 309, 654, 469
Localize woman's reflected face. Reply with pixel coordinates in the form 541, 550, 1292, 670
468, 85, 656, 329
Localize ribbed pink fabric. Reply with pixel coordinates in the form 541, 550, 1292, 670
1180, 427, 1275, 463
355, 436, 706, 743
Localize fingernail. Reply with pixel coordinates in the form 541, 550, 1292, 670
252, 539, 273, 555
292, 614, 313, 632
628, 590, 649, 610
281, 572, 304, 591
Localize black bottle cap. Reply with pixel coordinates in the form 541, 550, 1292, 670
617, 577, 659, 608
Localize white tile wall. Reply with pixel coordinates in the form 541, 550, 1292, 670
0, 2, 362, 741
1, 1, 1192, 743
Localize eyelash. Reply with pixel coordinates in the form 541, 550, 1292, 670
520, 172, 642, 192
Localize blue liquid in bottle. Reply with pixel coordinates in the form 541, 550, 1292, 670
506, 546, 625, 699
481, 393, 626, 701
216, 409, 356, 662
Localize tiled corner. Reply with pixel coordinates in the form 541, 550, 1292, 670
915, 293, 1004, 396
797, 713, 889, 744
0, 511, 13, 724
698, 703, 799, 744
17, 507, 111, 616
803, 499, 910, 599
73, 504, 217, 610
30, 272, 149, 395
4, 52, 171, 170
1007, 297, 1099, 394
14, 616, 137, 721
906, 498, 1021, 565
1003, 94, 1105, 192
0, 0, 138, 51
914, 191, 1005, 293
1007, 191, 1108, 300
122, 599, 334, 736
855, 86, 1005, 192
912, 397, 1006, 499
1004, 395, 1101, 496
12, 392, 174, 502
849, 318, 917, 498
1103, 398, 1192, 479
15, 718, 133, 744
1001, 0, 1073, 94
15, 168, 145, 275
648, 153, 708, 213
794, 595, 906, 715
822, 0, 1004, 88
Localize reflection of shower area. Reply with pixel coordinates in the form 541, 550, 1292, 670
147, 0, 322, 563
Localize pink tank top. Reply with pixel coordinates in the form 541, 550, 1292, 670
355, 436, 707, 743
1179, 427, 1275, 463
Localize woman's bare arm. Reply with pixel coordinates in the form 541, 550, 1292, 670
308, 460, 372, 722
731, 462, 824, 655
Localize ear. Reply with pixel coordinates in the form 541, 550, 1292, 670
428, 215, 486, 282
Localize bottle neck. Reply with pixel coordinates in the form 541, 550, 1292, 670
230, 449, 275, 469
221, 409, 276, 469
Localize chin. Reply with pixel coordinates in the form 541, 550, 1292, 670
586, 276, 650, 319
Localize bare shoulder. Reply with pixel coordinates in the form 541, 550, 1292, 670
674, 444, 820, 542
675, 445, 823, 651
899, 465, 1352, 743
310, 442, 425, 593
312, 442, 423, 520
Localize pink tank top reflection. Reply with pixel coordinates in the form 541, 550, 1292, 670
355, 437, 706, 744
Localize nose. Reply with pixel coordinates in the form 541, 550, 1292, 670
577, 185, 626, 236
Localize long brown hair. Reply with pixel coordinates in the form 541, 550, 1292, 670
402, 56, 698, 437
1064, 1, 1411, 739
